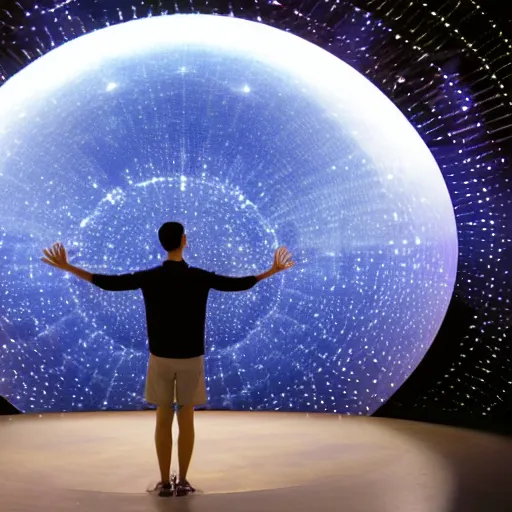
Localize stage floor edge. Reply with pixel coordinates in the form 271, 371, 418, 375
1, 410, 512, 512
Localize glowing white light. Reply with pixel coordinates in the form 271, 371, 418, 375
0, 13, 458, 416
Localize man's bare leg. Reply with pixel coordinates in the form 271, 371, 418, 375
177, 404, 195, 482
155, 404, 174, 483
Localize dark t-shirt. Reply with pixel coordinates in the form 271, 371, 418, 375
91, 260, 258, 359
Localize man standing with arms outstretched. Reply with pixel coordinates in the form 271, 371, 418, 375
42, 222, 295, 497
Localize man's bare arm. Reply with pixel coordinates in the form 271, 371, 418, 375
42, 243, 93, 282
64, 263, 93, 282
42, 243, 144, 291
255, 267, 278, 282
207, 247, 294, 291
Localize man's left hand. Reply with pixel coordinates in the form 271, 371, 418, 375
42, 243, 69, 270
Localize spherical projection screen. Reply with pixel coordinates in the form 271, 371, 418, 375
0, 13, 458, 415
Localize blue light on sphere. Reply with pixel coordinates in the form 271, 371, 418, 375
0, 14, 458, 414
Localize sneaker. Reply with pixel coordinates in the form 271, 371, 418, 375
153, 481, 173, 497
175, 479, 196, 497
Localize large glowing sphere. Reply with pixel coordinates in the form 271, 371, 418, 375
0, 14, 458, 414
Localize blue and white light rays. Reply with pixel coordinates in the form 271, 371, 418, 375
0, 0, 511, 417
0, 14, 457, 414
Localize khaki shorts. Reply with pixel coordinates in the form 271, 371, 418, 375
145, 354, 207, 407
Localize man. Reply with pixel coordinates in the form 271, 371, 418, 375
41, 222, 295, 497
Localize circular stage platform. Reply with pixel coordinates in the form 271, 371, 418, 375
1, 411, 512, 512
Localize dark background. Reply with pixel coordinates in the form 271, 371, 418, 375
1, 0, 511, 433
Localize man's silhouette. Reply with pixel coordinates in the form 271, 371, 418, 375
42, 222, 295, 497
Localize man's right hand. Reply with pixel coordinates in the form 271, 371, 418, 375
255, 246, 295, 282
271, 246, 295, 273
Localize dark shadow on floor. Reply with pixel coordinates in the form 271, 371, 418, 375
377, 416, 512, 512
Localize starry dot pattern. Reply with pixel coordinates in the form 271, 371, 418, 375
0, 13, 458, 415
0, 0, 510, 419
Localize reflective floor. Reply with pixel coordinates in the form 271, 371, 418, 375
1, 410, 512, 512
